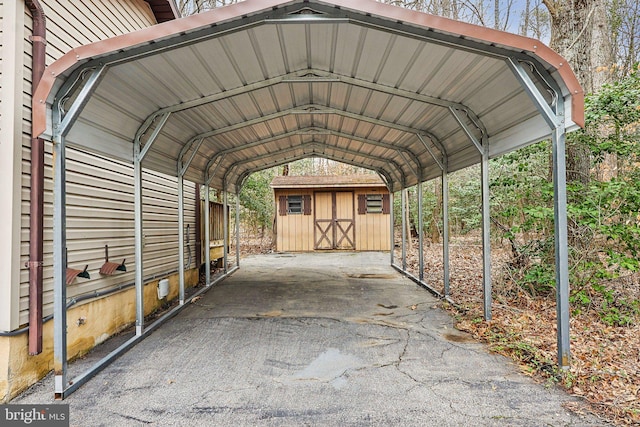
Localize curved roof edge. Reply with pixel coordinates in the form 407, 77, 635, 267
33, 0, 584, 140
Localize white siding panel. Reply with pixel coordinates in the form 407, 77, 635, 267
0, 0, 4, 130
1, 0, 26, 331
0, 0, 4, 105
18, 2, 169, 326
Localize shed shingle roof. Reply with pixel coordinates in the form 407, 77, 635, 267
270, 175, 386, 189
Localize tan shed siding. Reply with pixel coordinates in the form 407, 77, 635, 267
276, 187, 389, 252
275, 190, 314, 252
17, 1, 161, 326
275, 187, 390, 252
355, 189, 391, 251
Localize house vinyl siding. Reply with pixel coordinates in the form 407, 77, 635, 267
19, 145, 197, 324
0, 1, 4, 106
15, 1, 178, 327
0, 0, 6, 329
0, 1, 25, 331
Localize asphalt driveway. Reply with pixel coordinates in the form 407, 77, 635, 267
15, 252, 606, 426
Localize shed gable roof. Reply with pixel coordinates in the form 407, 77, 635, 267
271, 174, 387, 189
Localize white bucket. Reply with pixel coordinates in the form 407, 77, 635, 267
157, 278, 169, 299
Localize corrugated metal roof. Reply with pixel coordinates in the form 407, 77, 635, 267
270, 174, 386, 189
34, 0, 583, 193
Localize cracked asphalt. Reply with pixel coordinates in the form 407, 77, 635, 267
15, 252, 607, 426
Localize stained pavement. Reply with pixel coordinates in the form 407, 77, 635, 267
15, 252, 606, 426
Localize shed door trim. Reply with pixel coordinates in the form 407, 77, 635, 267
313, 191, 355, 250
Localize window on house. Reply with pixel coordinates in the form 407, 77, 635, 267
287, 195, 303, 214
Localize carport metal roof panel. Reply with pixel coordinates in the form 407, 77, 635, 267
33, 0, 583, 193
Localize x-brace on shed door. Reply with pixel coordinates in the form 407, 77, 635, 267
314, 192, 355, 250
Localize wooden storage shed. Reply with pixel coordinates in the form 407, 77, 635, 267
271, 175, 391, 252
201, 199, 228, 265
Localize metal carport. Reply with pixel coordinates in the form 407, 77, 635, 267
32, 0, 583, 398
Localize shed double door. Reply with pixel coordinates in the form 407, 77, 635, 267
314, 192, 355, 250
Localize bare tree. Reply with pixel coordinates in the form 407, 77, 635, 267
178, 0, 240, 16
518, 0, 551, 40
612, 0, 640, 77
379, 0, 488, 25
521, 0, 530, 35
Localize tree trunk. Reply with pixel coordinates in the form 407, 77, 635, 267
589, 1, 617, 181
522, 0, 530, 36
404, 189, 412, 247
543, 0, 613, 248
543, 0, 614, 187
566, 142, 591, 184
430, 180, 442, 243
544, 0, 613, 94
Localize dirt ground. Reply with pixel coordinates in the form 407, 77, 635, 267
393, 233, 639, 426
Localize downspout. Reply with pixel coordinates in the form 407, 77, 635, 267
26, 0, 46, 355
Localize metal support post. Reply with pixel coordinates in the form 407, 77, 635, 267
417, 182, 424, 281
133, 153, 144, 336
52, 132, 67, 397
450, 106, 492, 318
553, 122, 571, 367
507, 56, 570, 366
204, 185, 211, 286
401, 189, 407, 271
177, 174, 185, 305
235, 193, 240, 267
132, 106, 167, 337
51, 65, 106, 398
223, 190, 228, 273
481, 149, 492, 320
389, 192, 394, 265
442, 170, 450, 296
453, 106, 492, 319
